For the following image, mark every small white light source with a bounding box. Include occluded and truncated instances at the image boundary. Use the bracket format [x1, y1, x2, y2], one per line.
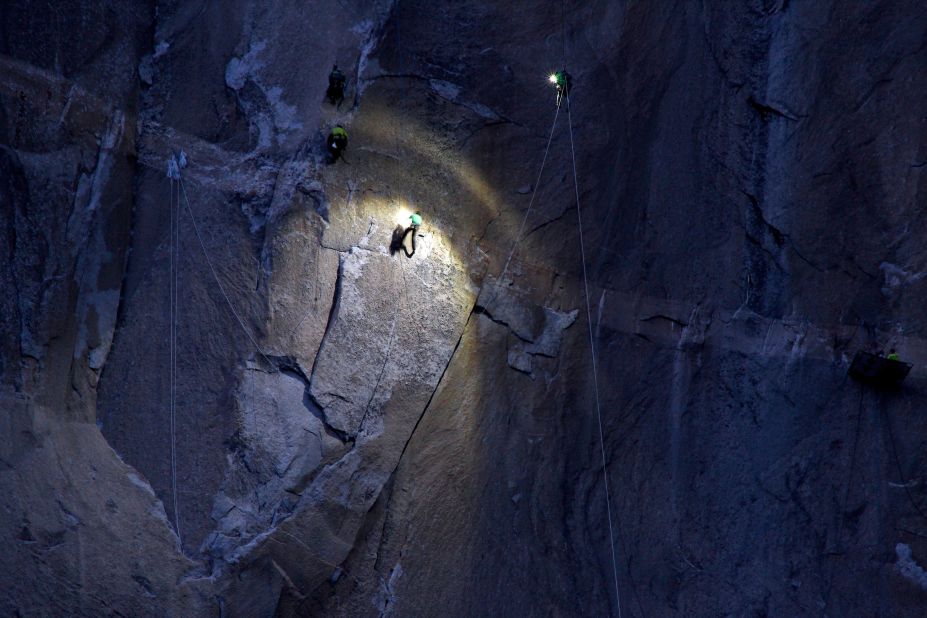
[548, 74, 558, 84]
[394, 205, 412, 226]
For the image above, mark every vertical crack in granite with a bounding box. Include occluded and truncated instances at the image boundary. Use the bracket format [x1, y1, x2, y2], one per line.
[5, 1, 927, 616]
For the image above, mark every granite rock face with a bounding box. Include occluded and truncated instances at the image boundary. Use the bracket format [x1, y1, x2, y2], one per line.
[3, 1, 927, 616]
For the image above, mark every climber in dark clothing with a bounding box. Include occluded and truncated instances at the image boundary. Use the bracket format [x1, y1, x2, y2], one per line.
[327, 64, 346, 107]
[389, 225, 405, 256]
[550, 69, 572, 107]
[327, 125, 348, 162]
[399, 211, 422, 257]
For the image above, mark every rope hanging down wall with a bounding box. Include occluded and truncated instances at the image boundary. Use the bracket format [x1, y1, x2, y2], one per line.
[486, 104, 561, 306]
[559, 3, 623, 611]
[565, 86, 624, 618]
[166, 155, 182, 548]
[175, 161, 276, 369]
[482, 2, 625, 611]
[164, 150, 281, 548]
[483, 70, 625, 618]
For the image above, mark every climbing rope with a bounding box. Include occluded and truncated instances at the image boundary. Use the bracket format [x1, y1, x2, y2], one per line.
[164, 153, 281, 548]
[822, 381, 864, 615]
[358, 258, 403, 432]
[396, 0, 402, 70]
[565, 86, 624, 618]
[476, 12, 623, 609]
[177, 174, 276, 370]
[287, 253, 323, 340]
[884, 396, 927, 523]
[168, 172, 182, 547]
[560, 0, 568, 67]
[396, 242, 427, 342]
[487, 103, 561, 305]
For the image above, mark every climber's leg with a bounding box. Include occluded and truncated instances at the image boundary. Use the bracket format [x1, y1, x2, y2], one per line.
[400, 226, 416, 257]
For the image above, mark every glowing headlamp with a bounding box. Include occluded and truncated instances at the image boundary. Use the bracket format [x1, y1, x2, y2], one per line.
[394, 205, 412, 226]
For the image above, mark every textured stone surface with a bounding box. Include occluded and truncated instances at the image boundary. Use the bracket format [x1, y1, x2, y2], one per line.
[0, 396, 210, 616]
[0, 1, 149, 416]
[3, 0, 927, 616]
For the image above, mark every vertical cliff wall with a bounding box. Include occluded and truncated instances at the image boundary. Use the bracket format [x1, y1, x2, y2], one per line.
[2, 1, 927, 616]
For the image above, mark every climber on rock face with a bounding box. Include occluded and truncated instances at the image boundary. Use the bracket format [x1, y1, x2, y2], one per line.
[398, 210, 422, 257]
[327, 64, 346, 107]
[327, 125, 348, 162]
[887, 348, 900, 361]
[550, 69, 572, 107]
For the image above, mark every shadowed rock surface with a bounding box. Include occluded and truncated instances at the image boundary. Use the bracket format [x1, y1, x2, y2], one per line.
[3, 1, 927, 616]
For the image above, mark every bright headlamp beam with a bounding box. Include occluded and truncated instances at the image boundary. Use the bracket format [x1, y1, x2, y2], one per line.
[394, 205, 412, 226]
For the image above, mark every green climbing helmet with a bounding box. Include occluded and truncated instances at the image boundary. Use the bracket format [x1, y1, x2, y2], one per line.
[410, 211, 422, 226]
